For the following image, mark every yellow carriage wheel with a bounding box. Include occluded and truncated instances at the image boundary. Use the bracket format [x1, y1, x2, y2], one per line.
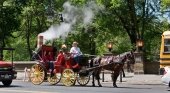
[29, 64, 45, 85]
[77, 74, 90, 86]
[61, 69, 76, 86]
[47, 72, 61, 85]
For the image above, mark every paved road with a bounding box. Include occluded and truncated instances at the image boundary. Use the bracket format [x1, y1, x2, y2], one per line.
[16, 71, 164, 85]
[0, 83, 169, 93]
[0, 72, 169, 93]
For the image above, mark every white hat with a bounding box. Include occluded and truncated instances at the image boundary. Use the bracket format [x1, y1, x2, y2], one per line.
[72, 41, 78, 46]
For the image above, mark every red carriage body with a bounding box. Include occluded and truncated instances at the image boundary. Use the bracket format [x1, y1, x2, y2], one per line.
[36, 45, 79, 71]
[29, 35, 90, 86]
[37, 45, 55, 69]
[54, 51, 78, 74]
[30, 43, 89, 86]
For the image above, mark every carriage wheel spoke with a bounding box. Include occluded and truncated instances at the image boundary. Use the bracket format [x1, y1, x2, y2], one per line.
[77, 75, 90, 86]
[30, 64, 45, 85]
[48, 73, 61, 85]
[62, 69, 75, 86]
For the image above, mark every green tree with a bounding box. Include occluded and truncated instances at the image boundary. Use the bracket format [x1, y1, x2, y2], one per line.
[2, 0, 167, 62]
[0, 0, 20, 60]
[94, 0, 163, 61]
[13, 0, 66, 60]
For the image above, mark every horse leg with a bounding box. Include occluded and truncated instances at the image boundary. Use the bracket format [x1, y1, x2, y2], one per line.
[96, 71, 102, 87]
[112, 72, 119, 87]
[127, 61, 130, 72]
[92, 72, 95, 86]
[131, 64, 134, 72]
[92, 70, 102, 87]
[122, 68, 125, 77]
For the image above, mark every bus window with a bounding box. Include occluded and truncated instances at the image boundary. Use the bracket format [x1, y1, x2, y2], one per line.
[164, 39, 170, 53]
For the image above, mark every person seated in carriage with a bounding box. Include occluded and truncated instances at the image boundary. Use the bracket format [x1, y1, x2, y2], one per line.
[70, 41, 83, 65]
[54, 44, 71, 68]
[47, 51, 55, 73]
[55, 49, 65, 66]
[42, 51, 55, 75]
[54, 44, 67, 66]
[55, 44, 80, 69]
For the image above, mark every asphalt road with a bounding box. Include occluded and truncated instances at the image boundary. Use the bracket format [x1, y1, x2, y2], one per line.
[0, 80, 169, 93]
[0, 72, 170, 93]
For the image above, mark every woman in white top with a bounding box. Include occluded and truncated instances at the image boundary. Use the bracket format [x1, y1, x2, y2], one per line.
[70, 41, 82, 64]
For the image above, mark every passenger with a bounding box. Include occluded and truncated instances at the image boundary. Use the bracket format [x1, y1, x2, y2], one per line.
[55, 49, 65, 66]
[61, 44, 72, 68]
[61, 44, 68, 54]
[42, 51, 49, 63]
[55, 44, 72, 68]
[70, 41, 83, 64]
[48, 52, 54, 61]
[47, 52, 55, 75]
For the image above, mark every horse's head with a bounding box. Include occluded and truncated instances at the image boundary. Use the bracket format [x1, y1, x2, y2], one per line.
[125, 51, 135, 64]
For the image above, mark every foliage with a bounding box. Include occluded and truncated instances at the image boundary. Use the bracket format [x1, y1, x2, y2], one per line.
[0, 1, 20, 47]
[1, 0, 169, 62]
[162, 0, 170, 9]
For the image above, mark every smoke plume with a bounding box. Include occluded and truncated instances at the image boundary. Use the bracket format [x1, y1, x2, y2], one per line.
[39, 1, 104, 43]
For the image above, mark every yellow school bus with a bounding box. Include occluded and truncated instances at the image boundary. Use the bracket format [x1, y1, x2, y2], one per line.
[160, 31, 170, 69]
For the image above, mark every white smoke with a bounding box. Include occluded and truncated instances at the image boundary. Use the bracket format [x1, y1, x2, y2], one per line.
[39, 1, 104, 43]
[39, 23, 71, 41]
[83, 7, 94, 25]
[62, 2, 78, 24]
[83, 1, 103, 25]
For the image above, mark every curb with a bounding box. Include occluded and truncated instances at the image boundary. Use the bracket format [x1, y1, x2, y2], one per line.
[15, 71, 163, 85]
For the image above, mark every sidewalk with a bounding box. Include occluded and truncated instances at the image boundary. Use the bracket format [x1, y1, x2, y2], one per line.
[16, 71, 29, 81]
[124, 73, 162, 84]
[102, 72, 162, 85]
[16, 71, 163, 85]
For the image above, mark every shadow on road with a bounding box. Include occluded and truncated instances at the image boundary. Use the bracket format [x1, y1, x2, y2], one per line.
[0, 85, 23, 88]
[100, 86, 152, 89]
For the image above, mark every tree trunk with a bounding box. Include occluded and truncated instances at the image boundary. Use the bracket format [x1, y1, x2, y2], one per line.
[127, 0, 139, 39]
[26, 14, 33, 60]
[0, 49, 3, 61]
[0, 38, 5, 60]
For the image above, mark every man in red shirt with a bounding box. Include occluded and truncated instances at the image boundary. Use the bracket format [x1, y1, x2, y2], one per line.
[55, 50, 65, 66]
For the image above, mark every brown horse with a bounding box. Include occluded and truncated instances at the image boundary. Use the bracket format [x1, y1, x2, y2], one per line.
[89, 51, 135, 87]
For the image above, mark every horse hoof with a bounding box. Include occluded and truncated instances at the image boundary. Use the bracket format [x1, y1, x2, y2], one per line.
[92, 84, 95, 87]
[99, 85, 102, 87]
[113, 85, 118, 88]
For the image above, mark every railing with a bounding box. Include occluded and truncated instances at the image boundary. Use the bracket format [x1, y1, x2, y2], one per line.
[13, 61, 36, 71]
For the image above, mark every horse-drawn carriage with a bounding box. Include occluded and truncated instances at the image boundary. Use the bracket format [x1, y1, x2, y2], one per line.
[30, 45, 91, 86]
[30, 44, 135, 87]
[29, 34, 135, 87]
